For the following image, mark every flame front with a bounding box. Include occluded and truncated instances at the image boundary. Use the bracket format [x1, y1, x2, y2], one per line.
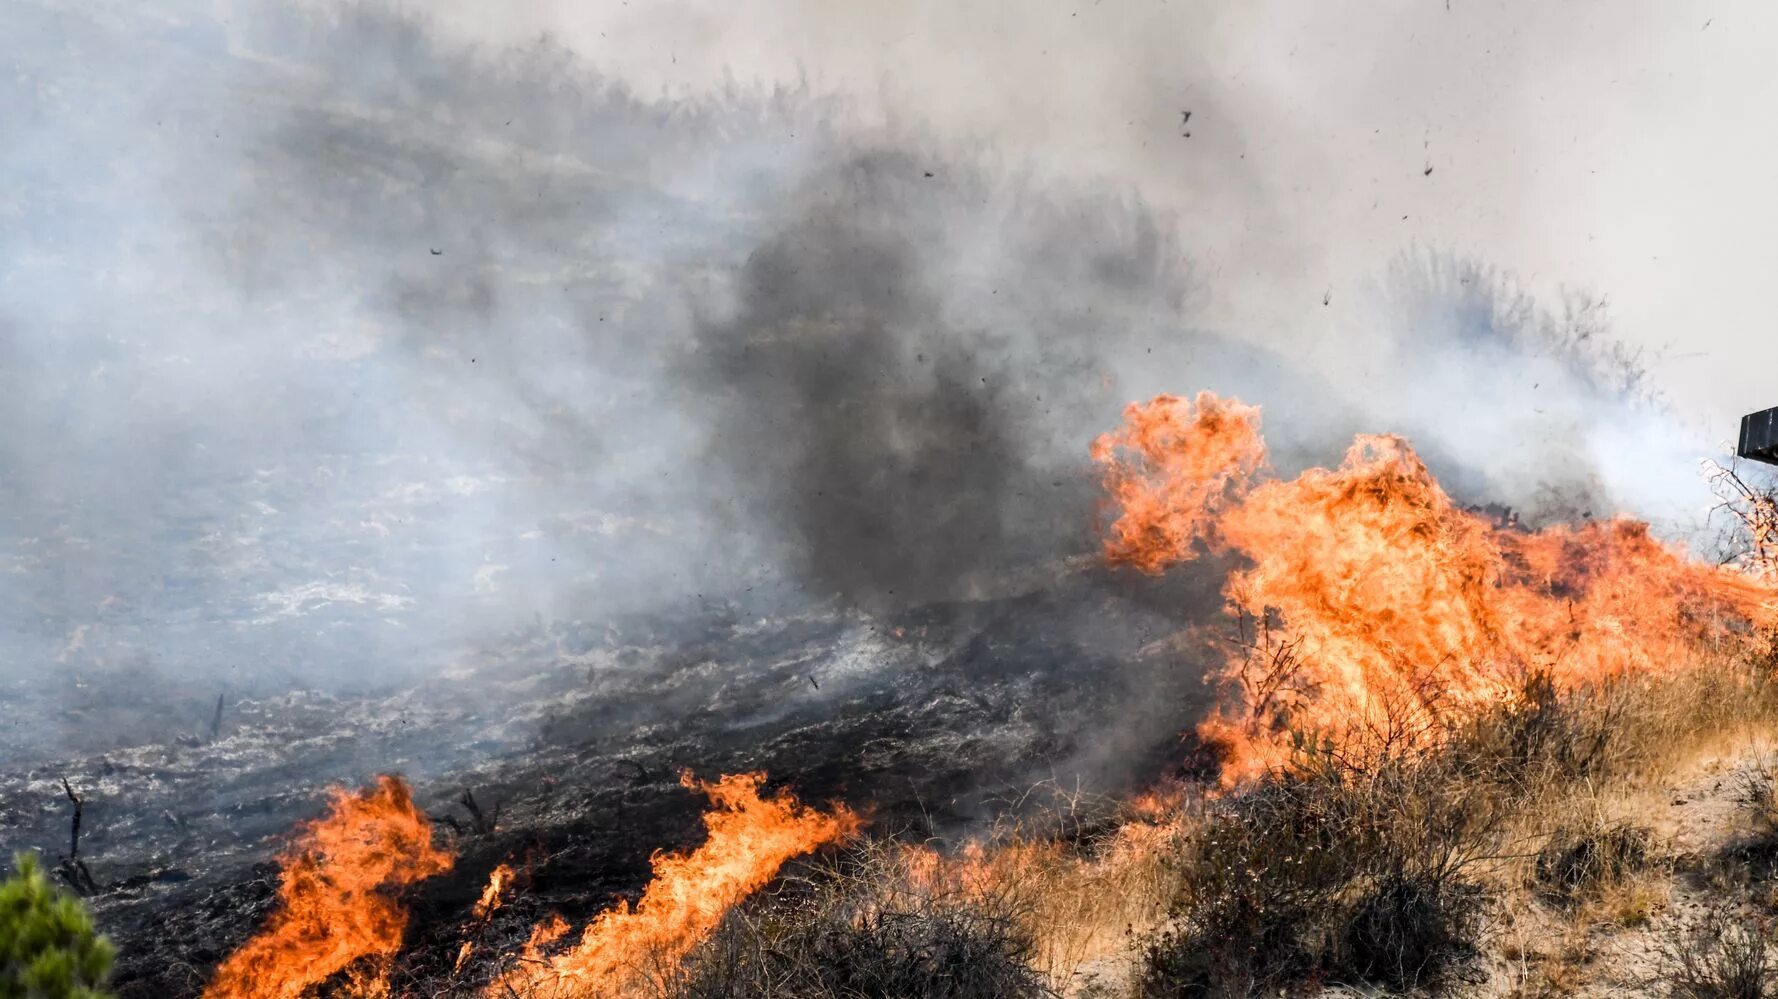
[1095, 392, 1777, 781]
[204, 775, 454, 999]
[489, 771, 860, 998]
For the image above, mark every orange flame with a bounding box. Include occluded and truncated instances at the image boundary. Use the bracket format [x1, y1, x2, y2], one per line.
[1090, 390, 1266, 573]
[1095, 392, 1778, 781]
[204, 775, 454, 999]
[489, 771, 860, 997]
[473, 862, 515, 921]
[454, 862, 520, 975]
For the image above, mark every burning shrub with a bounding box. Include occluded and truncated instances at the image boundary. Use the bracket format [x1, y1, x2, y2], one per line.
[670, 844, 1052, 999]
[1094, 392, 1776, 783]
[1460, 670, 1623, 785]
[0, 852, 114, 999]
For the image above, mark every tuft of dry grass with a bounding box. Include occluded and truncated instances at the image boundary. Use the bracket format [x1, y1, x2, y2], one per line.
[1533, 813, 1660, 907]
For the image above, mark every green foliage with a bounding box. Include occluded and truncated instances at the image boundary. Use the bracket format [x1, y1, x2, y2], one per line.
[0, 853, 114, 999]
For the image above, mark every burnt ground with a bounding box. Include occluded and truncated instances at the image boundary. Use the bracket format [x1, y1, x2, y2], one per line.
[0, 562, 1226, 997]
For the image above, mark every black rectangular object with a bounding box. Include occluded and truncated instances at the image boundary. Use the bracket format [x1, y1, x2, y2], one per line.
[1740, 407, 1778, 466]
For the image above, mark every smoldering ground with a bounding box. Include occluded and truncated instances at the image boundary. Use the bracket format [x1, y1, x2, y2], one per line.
[2, 0, 1695, 774]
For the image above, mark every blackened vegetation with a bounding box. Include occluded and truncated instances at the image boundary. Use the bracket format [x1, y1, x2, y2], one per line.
[0, 567, 1214, 997]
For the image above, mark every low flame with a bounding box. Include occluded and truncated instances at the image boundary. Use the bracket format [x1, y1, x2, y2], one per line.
[454, 862, 519, 975]
[488, 771, 860, 997]
[1095, 392, 1777, 781]
[204, 775, 454, 999]
[473, 862, 515, 921]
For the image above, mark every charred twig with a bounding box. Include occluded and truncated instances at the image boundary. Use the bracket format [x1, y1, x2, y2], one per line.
[459, 790, 499, 837]
[616, 758, 654, 787]
[57, 779, 97, 893]
[61, 778, 82, 860]
[1226, 608, 1320, 739]
[1706, 458, 1778, 578]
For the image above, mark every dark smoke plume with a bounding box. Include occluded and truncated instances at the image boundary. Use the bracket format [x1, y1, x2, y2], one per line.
[677, 151, 1210, 608]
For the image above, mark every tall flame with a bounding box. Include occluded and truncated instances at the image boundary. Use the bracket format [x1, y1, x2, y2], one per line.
[1095, 392, 1777, 781]
[204, 775, 454, 999]
[489, 771, 860, 998]
[1090, 390, 1266, 573]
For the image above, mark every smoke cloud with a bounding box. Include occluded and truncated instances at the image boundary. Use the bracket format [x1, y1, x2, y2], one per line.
[2, 0, 1724, 761]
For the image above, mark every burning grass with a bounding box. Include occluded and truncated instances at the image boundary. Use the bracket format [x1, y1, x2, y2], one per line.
[632, 652, 1778, 998]
[202, 775, 453, 999]
[484, 772, 859, 998]
[178, 388, 1778, 996]
[1094, 392, 1776, 782]
[667, 841, 1055, 999]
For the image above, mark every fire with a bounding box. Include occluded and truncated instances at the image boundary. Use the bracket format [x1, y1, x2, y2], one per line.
[1090, 390, 1266, 574]
[488, 771, 860, 997]
[473, 862, 515, 920]
[454, 862, 519, 975]
[204, 775, 454, 999]
[1095, 392, 1777, 781]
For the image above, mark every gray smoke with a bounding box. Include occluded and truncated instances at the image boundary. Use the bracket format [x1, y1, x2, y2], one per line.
[2, 0, 1702, 761]
[676, 151, 1199, 608]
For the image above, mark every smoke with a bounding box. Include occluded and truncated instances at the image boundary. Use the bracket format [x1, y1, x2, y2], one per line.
[2, 0, 1724, 763]
[676, 150, 1199, 608]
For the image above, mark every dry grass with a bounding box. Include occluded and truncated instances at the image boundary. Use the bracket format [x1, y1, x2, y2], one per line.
[656, 641, 1778, 998]
[663, 839, 1054, 999]
[1657, 903, 1778, 999]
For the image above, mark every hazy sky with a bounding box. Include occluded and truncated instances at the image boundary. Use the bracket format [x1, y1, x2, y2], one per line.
[411, 0, 1778, 437]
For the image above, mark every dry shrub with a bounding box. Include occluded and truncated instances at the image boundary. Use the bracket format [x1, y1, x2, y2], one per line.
[1138, 740, 1501, 996]
[1534, 818, 1656, 903]
[1468, 649, 1778, 805]
[1138, 654, 1778, 997]
[666, 648, 1778, 998]
[1337, 873, 1487, 991]
[1739, 756, 1778, 834]
[1659, 905, 1778, 999]
[668, 841, 1054, 999]
[1706, 753, 1778, 900]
